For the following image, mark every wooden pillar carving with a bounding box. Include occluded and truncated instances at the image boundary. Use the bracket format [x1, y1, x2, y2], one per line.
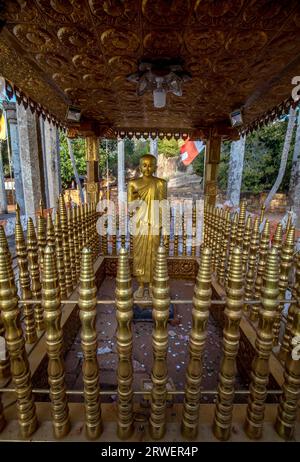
[204, 129, 221, 207]
[85, 136, 99, 204]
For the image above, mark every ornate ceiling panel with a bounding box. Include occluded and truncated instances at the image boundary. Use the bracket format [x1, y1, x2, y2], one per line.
[0, 0, 300, 135]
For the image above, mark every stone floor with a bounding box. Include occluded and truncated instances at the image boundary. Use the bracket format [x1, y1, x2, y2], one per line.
[64, 277, 247, 404]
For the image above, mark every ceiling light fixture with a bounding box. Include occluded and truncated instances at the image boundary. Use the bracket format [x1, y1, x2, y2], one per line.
[127, 58, 191, 109]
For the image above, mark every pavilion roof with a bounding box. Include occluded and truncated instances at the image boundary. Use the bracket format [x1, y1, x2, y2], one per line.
[1, 1, 300, 138]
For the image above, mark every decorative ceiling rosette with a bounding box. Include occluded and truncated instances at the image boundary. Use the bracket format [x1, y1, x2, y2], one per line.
[12, 24, 56, 52]
[1, 0, 39, 22]
[143, 31, 183, 56]
[184, 29, 225, 55]
[225, 30, 268, 55]
[52, 72, 79, 89]
[108, 56, 136, 76]
[88, 0, 138, 25]
[72, 54, 106, 75]
[193, 0, 242, 27]
[57, 26, 94, 51]
[142, 0, 190, 26]
[101, 28, 140, 55]
[35, 53, 71, 72]
[242, 0, 294, 30]
[82, 73, 111, 90]
[35, 0, 87, 24]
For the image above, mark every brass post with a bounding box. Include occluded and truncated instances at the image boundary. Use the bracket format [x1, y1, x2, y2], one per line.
[46, 211, 55, 252]
[242, 215, 252, 276]
[79, 248, 102, 439]
[27, 218, 44, 332]
[213, 247, 244, 441]
[0, 246, 38, 437]
[244, 217, 260, 313]
[226, 212, 238, 286]
[115, 247, 134, 439]
[59, 195, 73, 294]
[275, 253, 300, 440]
[54, 212, 67, 300]
[217, 210, 231, 286]
[214, 208, 222, 275]
[244, 247, 279, 439]
[211, 207, 217, 269]
[72, 205, 80, 278]
[0, 226, 11, 378]
[112, 212, 117, 256]
[236, 199, 247, 248]
[77, 204, 83, 253]
[181, 248, 212, 439]
[272, 223, 283, 259]
[273, 227, 295, 346]
[67, 207, 77, 287]
[15, 205, 37, 344]
[42, 246, 70, 438]
[37, 213, 46, 274]
[250, 219, 270, 322]
[182, 210, 187, 256]
[129, 211, 133, 256]
[149, 246, 170, 440]
[174, 209, 179, 257]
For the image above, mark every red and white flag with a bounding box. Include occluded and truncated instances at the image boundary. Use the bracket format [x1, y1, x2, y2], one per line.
[180, 139, 205, 166]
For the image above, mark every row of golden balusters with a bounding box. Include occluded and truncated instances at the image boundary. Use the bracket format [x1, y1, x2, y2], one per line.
[0, 194, 100, 368]
[0, 243, 299, 441]
[100, 203, 199, 257]
[203, 200, 298, 355]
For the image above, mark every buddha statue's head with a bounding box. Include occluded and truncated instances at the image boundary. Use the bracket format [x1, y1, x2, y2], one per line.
[139, 154, 157, 177]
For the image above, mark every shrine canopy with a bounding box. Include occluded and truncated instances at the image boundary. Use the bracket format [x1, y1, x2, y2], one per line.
[1, 1, 300, 140]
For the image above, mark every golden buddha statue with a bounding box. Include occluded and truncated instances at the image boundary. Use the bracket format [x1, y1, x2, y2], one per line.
[127, 154, 167, 300]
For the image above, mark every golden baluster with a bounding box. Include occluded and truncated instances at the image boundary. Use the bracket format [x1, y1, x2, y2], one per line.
[79, 248, 102, 439]
[244, 247, 279, 439]
[42, 246, 70, 438]
[59, 194, 73, 294]
[242, 215, 252, 276]
[217, 210, 231, 286]
[207, 205, 213, 249]
[149, 246, 170, 440]
[259, 203, 266, 225]
[236, 199, 247, 248]
[181, 248, 212, 439]
[211, 208, 217, 269]
[213, 247, 244, 440]
[72, 205, 80, 278]
[27, 218, 44, 331]
[214, 208, 222, 274]
[191, 202, 196, 257]
[54, 212, 67, 300]
[272, 223, 283, 259]
[120, 212, 126, 250]
[250, 219, 270, 322]
[15, 205, 37, 344]
[85, 203, 89, 247]
[37, 213, 46, 273]
[0, 246, 38, 437]
[46, 211, 55, 252]
[273, 227, 295, 346]
[129, 211, 133, 256]
[115, 247, 134, 439]
[112, 212, 117, 256]
[0, 225, 11, 378]
[77, 204, 83, 252]
[67, 207, 77, 287]
[203, 204, 207, 247]
[275, 253, 300, 440]
[226, 212, 238, 286]
[244, 217, 260, 313]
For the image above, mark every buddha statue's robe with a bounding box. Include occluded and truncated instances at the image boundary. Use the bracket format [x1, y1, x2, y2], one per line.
[128, 176, 167, 283]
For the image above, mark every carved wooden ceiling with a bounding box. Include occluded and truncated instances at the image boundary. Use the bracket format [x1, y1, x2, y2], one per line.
[1, 0, 300, 136]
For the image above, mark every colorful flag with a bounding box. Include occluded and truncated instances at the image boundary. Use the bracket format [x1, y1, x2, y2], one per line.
[0, 114, 6, 140]
[180, 139, 205, 166]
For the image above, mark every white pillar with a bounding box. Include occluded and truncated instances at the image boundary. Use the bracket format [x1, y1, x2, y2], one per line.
[43, 120, 61, 209]
[226, 136, 246, 207]
[117, 138, 125, 203]
[0, 142, 7, 214]
[150, 137, 158, 158]
[16, 104, 43, 222]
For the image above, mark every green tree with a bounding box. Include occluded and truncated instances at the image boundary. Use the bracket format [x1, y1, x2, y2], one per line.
[59, 131, 86, 189]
